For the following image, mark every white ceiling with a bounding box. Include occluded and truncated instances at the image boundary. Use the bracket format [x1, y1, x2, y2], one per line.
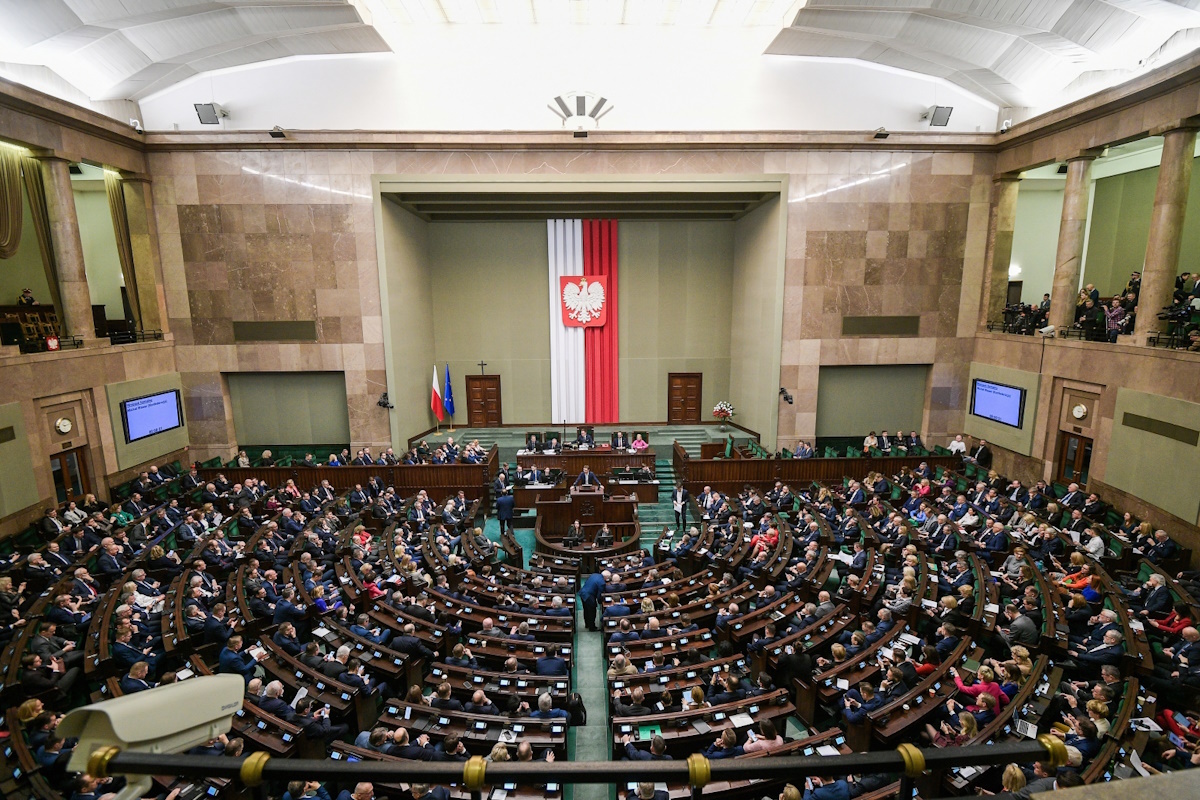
[1, 0, 1199, 127]
[0, 0, 389, 101]
[767, 0, 1200, 108]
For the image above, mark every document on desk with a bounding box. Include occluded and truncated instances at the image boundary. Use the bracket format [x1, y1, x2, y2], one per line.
[290, 686, 308, 708]
[728, 712, 755, 728]
[816, 745, 840, 756]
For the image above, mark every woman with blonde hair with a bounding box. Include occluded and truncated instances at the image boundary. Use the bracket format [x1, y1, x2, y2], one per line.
[817, 643, 848, 670]
[1001, 763, 1027, 793]
[928, 710, 977, 746]
[639, 597, 656, 614]
[488, 742, 510, 762]
[1087, 700, 1112, 736]
[1009, 645, 1034, 677]
[686, 685, 710, 710]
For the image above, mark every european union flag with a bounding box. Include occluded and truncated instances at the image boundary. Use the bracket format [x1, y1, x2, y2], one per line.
[443, 365, 455, 417]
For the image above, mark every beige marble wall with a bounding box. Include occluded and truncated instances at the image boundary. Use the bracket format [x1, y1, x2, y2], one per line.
[146, 147, 993, 455]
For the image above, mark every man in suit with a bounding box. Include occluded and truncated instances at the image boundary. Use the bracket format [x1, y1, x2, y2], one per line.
[257, 680, 295, 721]
[218, 635, 263, 684]
[1070, 629, 1125, 675]
[1133, 574, 1173, 617]
[966, 440, 992, 469]
[579, 570, 606, 631]
[845, 481, 865, 505]
[622, 733, 672, 761]
[627, 782, 669, 800]
[573, 465, 600, 487]
[30, 622, 84, 671]
[204, 603, 235, 646]
[802, 777, 851, 800]
[123, 492, 148, 518]
[40, 508, 66, 539]
[613, 431, 629, 448]
[295, 697, 348, 743]
[181, 468, 203, 491]
[1059, 483, 1085, 510]
[410, 785, 450, 800]
[118, 661, 155, 694]
[574, 427, 594, 446]
[671, 483, 689, 530]
[536, 645, 568, 676]
[495, 488, 515, 536]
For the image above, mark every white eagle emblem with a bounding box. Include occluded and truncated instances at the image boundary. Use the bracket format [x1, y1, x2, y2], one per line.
[562, 277, 605, 324]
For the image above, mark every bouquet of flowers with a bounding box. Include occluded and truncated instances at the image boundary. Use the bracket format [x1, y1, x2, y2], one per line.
[712, 401, 735, 422]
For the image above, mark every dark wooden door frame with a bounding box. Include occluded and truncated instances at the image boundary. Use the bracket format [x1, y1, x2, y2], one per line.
[465, 375, 503, 428]
[1055, 430, 1093, 487]
[50, 445, 92, 505]
[667, 372, 703, 424]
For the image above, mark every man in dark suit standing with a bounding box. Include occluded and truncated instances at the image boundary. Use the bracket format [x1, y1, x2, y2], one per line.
[671, 484, 689, 530]
[496, 488, 515, 536]
[574, 465, 600, 487]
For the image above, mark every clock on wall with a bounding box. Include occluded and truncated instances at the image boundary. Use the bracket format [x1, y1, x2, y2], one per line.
[1071, 403, 1088, 420]
[54, 417, 73, 434]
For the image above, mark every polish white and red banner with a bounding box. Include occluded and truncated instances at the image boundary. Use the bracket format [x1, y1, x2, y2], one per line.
[547, 220, 619, 424]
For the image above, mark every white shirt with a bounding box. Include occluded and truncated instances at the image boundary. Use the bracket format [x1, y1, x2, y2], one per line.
[948, 440, 967, 454]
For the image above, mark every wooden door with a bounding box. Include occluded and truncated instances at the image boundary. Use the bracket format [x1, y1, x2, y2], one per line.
[50, 446, 92, 505]
[667, 373, 703, 424]
[1006, 281, 1023, 306]
[465, 375, 503, 427]
[1056, 431, 1093, 487]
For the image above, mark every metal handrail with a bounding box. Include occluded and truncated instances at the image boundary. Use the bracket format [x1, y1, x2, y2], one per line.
[88, 737, 1066, 798]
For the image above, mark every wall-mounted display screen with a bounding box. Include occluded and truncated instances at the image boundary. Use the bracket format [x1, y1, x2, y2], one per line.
[970, 379, 1026, 429]
[121, 390, 184, 443]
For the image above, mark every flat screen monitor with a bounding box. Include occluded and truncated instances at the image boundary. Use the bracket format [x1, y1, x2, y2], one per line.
[970, 379, 1025, 429]
[121, 390, 183, 443]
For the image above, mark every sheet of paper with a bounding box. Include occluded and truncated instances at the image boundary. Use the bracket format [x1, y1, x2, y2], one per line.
[728, 713, 755, 728]
[1130, 750, 1150, 777]
[816, 745, 840, 756]
[289, 686, 308, 709]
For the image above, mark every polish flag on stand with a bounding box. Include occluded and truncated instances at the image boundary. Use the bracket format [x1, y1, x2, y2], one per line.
[431, 365, 444, 422]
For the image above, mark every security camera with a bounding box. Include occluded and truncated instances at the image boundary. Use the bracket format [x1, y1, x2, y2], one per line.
[1038, 325, 1056, 337]
[59, 676, 244, 800]
[377, 392, 394, 410]
[1000, 119, 1013, 133]
[779, 388, 794, 405]
[129, 118, 143, 134]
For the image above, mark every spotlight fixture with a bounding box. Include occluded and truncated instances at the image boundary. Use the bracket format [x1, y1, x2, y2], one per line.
[921, 106, 953, 127]
[194, 102, 229, 125]
[573, 131, 588, 139]
[873, 127, 890, 140]
[1057, 164, 1069, 174]
[377, 392, 394, 410]
[269, 126, 287, 139]
[779, 388, 794, 405]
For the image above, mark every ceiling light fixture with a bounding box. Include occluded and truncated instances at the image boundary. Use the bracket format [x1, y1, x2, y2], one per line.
[873, 127, 890, 139]
[269, 126, 287, 139]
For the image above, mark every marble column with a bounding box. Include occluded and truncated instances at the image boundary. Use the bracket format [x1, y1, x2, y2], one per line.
[37, 155, 96, 341]
[1133, 125, 1200, 344]
[980, 176, 1020, 329]
[1047, 155, 1097, 333]
[120, 175, 169, 334]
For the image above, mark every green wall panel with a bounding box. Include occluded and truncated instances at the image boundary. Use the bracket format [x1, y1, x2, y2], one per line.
[428, 221, 551, 425]
[1106, 388, 1200, 525]
[0, 402, 39, 518]
[618, 220, 733, 420]
[227, 372, 349, 447]
[816, 365, 929, 438]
